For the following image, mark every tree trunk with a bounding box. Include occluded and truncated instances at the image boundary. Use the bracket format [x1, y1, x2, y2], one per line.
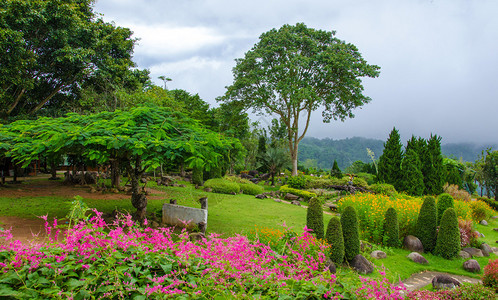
[290, 147, 298, 176]
[50, 161, 57, 180]
[13, 164, 18, 182]
[130, 156, 147, 221]
[110, 160, 120, 188]
[180, 162, 186, 178]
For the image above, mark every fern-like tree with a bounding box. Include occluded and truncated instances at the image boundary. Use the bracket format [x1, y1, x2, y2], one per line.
[383, 207, 400, 247]
[377, 127, 403, 190]
[330, 160, 342, 178]
[306, 197, 324, 239]
[400, 149, 425, 196]
[436, 193, 454, 226]
[434, 208, 461, 259]
[341, 206, 360, 261]
[326, 217, 344, 264]
[257, 146, 291, 186]
[416, 196, 438, 253]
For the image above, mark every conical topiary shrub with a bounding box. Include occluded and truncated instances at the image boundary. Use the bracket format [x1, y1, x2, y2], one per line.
[341, 206, 360, 262]
[436, 193, 454, 226]
[434, 208, 461, 259]
[306, 197, 324, 239]
[416, 196, 437, 252]
[383, 207, 400, 248]
[326, 217, 344, 264]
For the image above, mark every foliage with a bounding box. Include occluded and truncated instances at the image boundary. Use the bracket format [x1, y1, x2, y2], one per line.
[443, 159, 464, 188]
[416, 196, 438, 253]
[425, 134, 445, 195]
[434, 208, 461, 259]
[306, 198, 324, 239]
[279, 185, 317, 200]
[437, 193, 455, 226]
[239, 183, 264, 195]
[406, 283, 496, 300]
[305, 176, 368, 189]
[443, 183, 471, 201]
[257, 146, 291, 185]
[325, 217, 344, 265]
[351, 269, 406, 300]
[458, 219, 480, 248]
[191, 166, 204, 186]
[469, 200, 493, 223]
[482, 149, 498, 201]
[377, 127, 403, 190]
[400, 149, 425, 196]
[66, 196, 90, 229]
[477, 196, 498, 211]
[330, 160, 343, 178]
[222, 22, 380, 175]
[287, 175, 308, 189]
[383, 208, 400, 248]
[369, 183, 397, 196]
[482, 258, 498, 292]
[338, 193, 421, 244]
[341, 206, 360, 262]
[204, 178, 240, 194]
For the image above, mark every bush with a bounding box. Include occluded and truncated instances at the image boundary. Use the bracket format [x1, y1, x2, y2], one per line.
[369, 183, 397, 196]
[434, 208, 461, 259]
[325, 217, 344, 264]
[437, 193, 455, 226]
[444, 183, 471, 201]
[287, 176, 308, 189]
[192, 166, 204, 186]
[204, 178, 240, 194]
[225, 175, 252, 184]
[483, 258, 498, 292]
[458, 219, 480, 248]
[239, 183, 264, 195]
[383, 207, 400, 248]
[406, 283, 496, 300]
[341, 206, 360, 262]
[416, 196, 438, 253]
[477, 196, 498, 211]
[306, 198, 324, 239]
[305, 176, 368, 189]
[469, 200, 493, 223]
[279, 185, 317, 200]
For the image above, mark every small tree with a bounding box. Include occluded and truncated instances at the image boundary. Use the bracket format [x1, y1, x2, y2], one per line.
[483, 149, 498, 201]
[436, 193, 454, 226]
[341, 206, 360, 261]
[306, 197, 324, 239]
[330, 160, 342, 178]
[377, 127, 403, 190]
[400, 149, 425, 196]
[425, 134, 444, 195]
[326, 217, 344, 264]
[434, 208, 461, 259]
[416, 196, 438, 253]
[383, 207, 400, 248]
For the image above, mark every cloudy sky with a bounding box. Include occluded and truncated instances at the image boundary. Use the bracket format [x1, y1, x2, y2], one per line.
[94, 0, 497, 144]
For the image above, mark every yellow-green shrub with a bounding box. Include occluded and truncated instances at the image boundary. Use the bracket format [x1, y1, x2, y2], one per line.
[279, 185, 317, 200]
[239, 183, 264, 195]
[469, 200, 494, 222]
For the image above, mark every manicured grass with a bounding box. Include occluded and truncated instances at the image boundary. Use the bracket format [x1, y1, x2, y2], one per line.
[475, 216, 498, 247]
[0, 196, 71, 219]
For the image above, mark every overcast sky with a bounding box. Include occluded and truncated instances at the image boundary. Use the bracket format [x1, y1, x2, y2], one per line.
[94, 0, 497, 145]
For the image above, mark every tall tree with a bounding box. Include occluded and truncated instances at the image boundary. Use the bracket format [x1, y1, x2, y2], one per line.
[377, 127, 403, 190]
[483, 149, 498, 200]
[426, 134, 444, 195]
[400, 149, 425, 196]
[222, 23, 380, 175]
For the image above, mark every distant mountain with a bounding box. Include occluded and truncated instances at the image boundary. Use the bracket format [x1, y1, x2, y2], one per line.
[298, 137, 497, 170]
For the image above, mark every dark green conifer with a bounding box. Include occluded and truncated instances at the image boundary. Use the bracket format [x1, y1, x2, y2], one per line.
[400, 149, 425, 196]
[341, 206, 360, 261]
[377, 127, 403, 190]
[425, 134, 444, 194]
[416, 196, 437, 252]
[383, 207, 400, 247]
[306, 197, 324, 239]
[436, 193, 454, 226]
[326, 217, 345, 264]
[330, 160, 342, 178]
[434, 208, 461, 259]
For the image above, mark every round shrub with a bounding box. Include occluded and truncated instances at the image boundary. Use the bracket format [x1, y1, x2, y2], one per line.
[483, 258, 498, 292]
[382, 207, 400, 248]
[325, 217, 344, 264]
[239, 183, 264, 195]
[306, 197, 324, 239]
[469, 200, 492, 223]
[437, 193, 454, 226]
[369, 183, 397, 196]
[340, 206, 360, 262]
[287, 176, 308, 189]
[204, 178, 240, 194]
[434, 208, 461, 259]
[416, 196, 438, 253]
[192, 166, 204, 186]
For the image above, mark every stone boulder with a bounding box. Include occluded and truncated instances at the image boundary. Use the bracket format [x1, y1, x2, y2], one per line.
[403, 235, 424, 253]
[189, 232, 206, 242]
[351, 254, 374, 274]
[285, 193, 300, 201]
[291, 200, 301, 206]
[493, 228, 498, 232]
[480, 243, 492, 257]
[255, 194, 267, 199]
[371, 250, 387, 259]
[325, 258, 336, 274]
[480, 220, 488, 226]
[407, 252, 429, 265]
[458, 251, 471, 259]
[463, 247, 484, 257]
[463, 259, 481, 273]
[432, 275, 461, 290]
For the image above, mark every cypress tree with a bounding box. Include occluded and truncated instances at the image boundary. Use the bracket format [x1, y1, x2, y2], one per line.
[326, 217, 345, 264]
[383, 207, 400, 247]
[436, 193, 454, 226]
[400, 149, 425, 196]
[306, 197, 324, 239]
[416, 196, 437, 252]
[330, 160, 342, 178]
[377, 127, 403, 190]
[434, 208, 461, 259]
[425, 134, 444, 194]
[341, 206, 360, 261]
[443, 163, 463, 188]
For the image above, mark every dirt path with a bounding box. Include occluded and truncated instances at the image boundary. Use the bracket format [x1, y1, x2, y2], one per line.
[0, 216, 49, 245]
[400, 271, 481, 292]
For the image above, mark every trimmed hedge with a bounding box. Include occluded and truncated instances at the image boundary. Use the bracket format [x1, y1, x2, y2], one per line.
[204, 178, 240, 194]
[369, 183, 397, 196]
[416, 196, 437, 253]
[341, 206, 360, 262]
[279, 185, 317, 200]
[306, 198, 324, 239]
[192, 166, 204, 186]
[239, 183, 264, 196]
[383, 207, 400, 248]
[434, 208, 461, 259]
[326, 217, 344, 264]
[305, 176, 368, 189]
[287, 176, 308, 189]
[436, 193, 454, 226]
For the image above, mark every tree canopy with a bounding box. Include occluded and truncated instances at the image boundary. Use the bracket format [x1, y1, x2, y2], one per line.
[222, 23, 380, 175]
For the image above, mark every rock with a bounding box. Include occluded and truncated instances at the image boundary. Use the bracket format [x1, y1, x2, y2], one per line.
[491, 216, 498, 219]
[203, 187, 212, 192]
[480, 243, 492, 257]
[250, 178, 259, 184]
[458, 251, 471, 259]
[189, 232, 206, 242]
[403, 235, 424, 253]
[291, 200, 301, 206]
[480, 220, 488, 226]
[371, 250, 387, 259]
[255, 194, 267, 199]
[325, 258, 336, 274]
[492, 247, 498, 253]
[328, 204, 338, 211]
[285, 193, 300, 201]
[350, 254, 374, 274]
[432, 275, 461, 290]
[407, 252, 429, 265]
[462, 247, 484, 257]
[274, 199, 281, 203]
[463, 259, 481, 273]
[240, 173, 253, 179]
[493, 228, 498, 232]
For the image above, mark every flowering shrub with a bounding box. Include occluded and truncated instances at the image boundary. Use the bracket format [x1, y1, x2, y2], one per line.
[483, 259, 498, 292]
[443, 183, 471, 202]
[351, 269, 406, 299]
[458, 219, 480, 248]
[406, 283, 495, 299]
[469, 200, 493, 223]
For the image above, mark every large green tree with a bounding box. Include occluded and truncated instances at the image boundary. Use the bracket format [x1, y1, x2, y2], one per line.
[377, 127, 403, 190]
[425, 134, 444, 195]
[222, 23, 380, 175]
[400, 149, 425, 196]
[483, 149, 498, 200]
